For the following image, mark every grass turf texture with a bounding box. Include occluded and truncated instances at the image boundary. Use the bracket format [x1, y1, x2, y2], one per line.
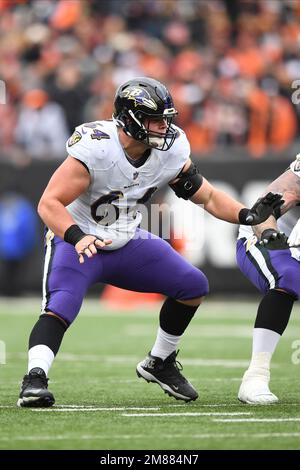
[0, 297, 300, 450]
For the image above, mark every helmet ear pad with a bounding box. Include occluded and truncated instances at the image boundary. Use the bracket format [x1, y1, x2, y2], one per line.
[121, 109, 147, 141]
[135, 129, 147, 141]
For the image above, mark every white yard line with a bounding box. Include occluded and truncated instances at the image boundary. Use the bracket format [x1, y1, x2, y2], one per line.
[214, 417, 300, 423]
[169, 432, 300, 439]
[2, 403, 299, 410]
[54, 405, 159, 409]
[121, 412, 252, 417]
[126, 324, 300, 339]
[30, 409, 253, 415]
[6, 352, 266, 368]
[2, 432, 300, 442]
[31, 406, 160, 412]
[0, 435, 136, 441]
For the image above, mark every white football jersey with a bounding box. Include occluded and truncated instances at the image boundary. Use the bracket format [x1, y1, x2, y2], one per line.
[238, 156, 300, 260]
[66, 120, 190, 250]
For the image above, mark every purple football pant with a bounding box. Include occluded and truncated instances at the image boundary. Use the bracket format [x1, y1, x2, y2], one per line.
[236, 237, 300, 299]
[43, 229, 209, 325]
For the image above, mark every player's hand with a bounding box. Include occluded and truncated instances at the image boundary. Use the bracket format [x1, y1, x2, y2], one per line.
[75, 235, 112, 264]
[288, 218, 300, 247]
[242, 192, 284, 225]
[259, 229, 289, 250]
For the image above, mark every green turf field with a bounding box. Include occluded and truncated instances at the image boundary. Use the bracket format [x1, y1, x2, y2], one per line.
[0, 297, 300, 450]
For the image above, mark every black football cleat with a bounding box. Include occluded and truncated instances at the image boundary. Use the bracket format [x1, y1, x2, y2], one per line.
[136, 351, 198, 402]
[17, 367, 55, 408]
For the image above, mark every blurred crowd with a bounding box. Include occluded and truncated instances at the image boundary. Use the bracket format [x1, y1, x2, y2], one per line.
[0, 0, 300, 162]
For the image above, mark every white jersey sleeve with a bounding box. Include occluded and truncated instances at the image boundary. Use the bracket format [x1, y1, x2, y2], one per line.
[66, 122, 112, 184]
[290, 154, 300, 176]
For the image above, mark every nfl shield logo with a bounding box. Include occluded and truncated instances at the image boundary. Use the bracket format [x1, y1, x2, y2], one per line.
[133, 171, 139, 180]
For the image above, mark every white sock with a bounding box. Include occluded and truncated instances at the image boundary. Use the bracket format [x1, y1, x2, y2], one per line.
[249, 351, 272, 370]
[243, 328, 281, 380]
[28, 345, 54, 376]
[252, 328, 281, 355]
[151, 327, 181, 360]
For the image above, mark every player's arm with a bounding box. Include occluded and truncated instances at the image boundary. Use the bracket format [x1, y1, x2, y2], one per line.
[250, 170, 299, 239]
[251, 215, 277, 239]
[265, 169, 300, 214]
[288, 218, 300, 247]
[191, 177, 245, 223]
[169, 159, 283, 225]
[38, 156, 90, 237]
[251, 169, 300, 248]
[38, 156, 111, 263]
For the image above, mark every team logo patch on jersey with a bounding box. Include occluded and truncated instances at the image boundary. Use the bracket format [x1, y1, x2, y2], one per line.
[68, 131, 82, 147]
[90, 129, 110, 141]
[121, 87, 157, 110]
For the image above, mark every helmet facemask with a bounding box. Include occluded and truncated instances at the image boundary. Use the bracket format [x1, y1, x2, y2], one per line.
[125, 108, 178, 151]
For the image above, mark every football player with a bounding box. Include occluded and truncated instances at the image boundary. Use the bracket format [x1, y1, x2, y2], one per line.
[237, 156, 300, 404]
[17, 77, 282, 407]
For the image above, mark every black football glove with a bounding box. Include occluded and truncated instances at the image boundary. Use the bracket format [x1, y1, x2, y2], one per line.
[259, 228, 289, 250]
[239, 192, 284, 226]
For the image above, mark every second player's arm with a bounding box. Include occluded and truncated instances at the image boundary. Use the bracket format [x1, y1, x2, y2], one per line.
[251, 169, 300, 238]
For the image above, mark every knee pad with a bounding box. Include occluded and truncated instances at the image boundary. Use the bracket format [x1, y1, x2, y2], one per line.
[179, 267, 209, 300]
[46, 290, 84, 325]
